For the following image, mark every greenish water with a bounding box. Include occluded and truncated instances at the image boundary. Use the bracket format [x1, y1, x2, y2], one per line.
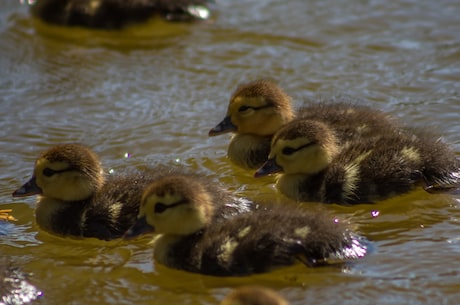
[1, 0, 460, 304]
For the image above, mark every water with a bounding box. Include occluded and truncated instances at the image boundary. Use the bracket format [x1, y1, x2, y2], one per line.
[1, 0, 460, 304]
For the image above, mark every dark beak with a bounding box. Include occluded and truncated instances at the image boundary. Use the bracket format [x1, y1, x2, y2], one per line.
[12, 176, 42, 197]
[123, 216, 155, 240]
[254, 158, 283, 177]
[208, 116, 237, 136]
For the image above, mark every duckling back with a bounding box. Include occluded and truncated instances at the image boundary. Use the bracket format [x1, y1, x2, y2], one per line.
[298, 99, 401, 144]
[315, 130, 459, 203]
[155, 204, 367, 275]
[79, 169, 162, 239]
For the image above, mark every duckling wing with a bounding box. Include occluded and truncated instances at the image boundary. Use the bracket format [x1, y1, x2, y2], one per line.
[198, 230, 300, 275]
[198, 208, 369, 275]
[81, 172, 156, 240]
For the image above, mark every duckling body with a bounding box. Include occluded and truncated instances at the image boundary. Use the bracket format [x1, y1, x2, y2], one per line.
[12, 144, 253, 240]
[209, 79, 399, 169]
[255, 120, 460, 204]
[124, 175, 368, 276]
[30, 0, 213, 29]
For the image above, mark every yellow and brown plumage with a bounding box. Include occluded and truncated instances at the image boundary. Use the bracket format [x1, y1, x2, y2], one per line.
[12, 143, 253, 240]
[209, 79, 399, 169]
[124, 175, 368, 276]
[29, 0, 213, 29]
[255, 119, 460, 204]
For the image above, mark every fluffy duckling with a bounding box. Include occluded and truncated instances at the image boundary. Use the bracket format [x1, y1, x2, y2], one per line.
[29, 0, 213, 29]
[221, 286, 288, 305]
[255, 119, 460, 204]
[209, 79, 399, 169]
[124, 175, 368, 276]
[0, 209, 16, 222]
[12, 144, 254, 240]
[12, 143, 155, 240]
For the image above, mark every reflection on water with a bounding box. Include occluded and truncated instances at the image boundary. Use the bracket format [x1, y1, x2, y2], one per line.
[1, 0, 460, 304]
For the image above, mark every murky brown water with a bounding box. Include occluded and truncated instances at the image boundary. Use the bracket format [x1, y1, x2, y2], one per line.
[1, 0, 460, 304]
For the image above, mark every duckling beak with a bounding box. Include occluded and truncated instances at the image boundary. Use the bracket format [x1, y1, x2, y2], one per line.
[12, 176, 42, 197]
[208, 116, 237, 136]
[123, 216, 155, 240]
[254, 158, 283, 177]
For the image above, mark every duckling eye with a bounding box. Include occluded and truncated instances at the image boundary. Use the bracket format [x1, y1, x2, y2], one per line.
[154, 203, 168, 214]
[42, 168, 56, 177]
[282, 147, 297, 155]
[238, 105, 251, 112]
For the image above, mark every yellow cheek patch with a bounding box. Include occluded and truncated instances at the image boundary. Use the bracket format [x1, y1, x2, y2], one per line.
[36, 159, 70, 173]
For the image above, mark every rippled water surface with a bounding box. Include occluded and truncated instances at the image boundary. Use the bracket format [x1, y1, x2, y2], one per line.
[1, 0, 460, 304]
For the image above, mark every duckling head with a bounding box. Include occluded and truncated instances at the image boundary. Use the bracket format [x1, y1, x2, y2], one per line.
[255, 120, 339, 177]
[12, 144, 104, 202]
[209, 79, 295, 137]
[124, 176, 215, 239]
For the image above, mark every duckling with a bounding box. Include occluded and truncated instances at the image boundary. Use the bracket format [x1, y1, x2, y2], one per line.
[12, 144, 254, 240]
[209, 79, 399, 169]
[0, 209, 16, 222]
[29, 0, 213, 29]
[254, 119, 460, 204]
[12, 143, 151, 240]
[124, 175, 369, 276]
[221, 286, 288, 305]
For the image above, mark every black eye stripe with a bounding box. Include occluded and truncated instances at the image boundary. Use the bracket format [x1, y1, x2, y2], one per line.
[154, 199, 189, 214]
[282, 141, 318, 155]
[154, 203, 168, 213]
[282, 147, 296, 155]
[238, 104, 273, 112]
[42, 167, 72, 177]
